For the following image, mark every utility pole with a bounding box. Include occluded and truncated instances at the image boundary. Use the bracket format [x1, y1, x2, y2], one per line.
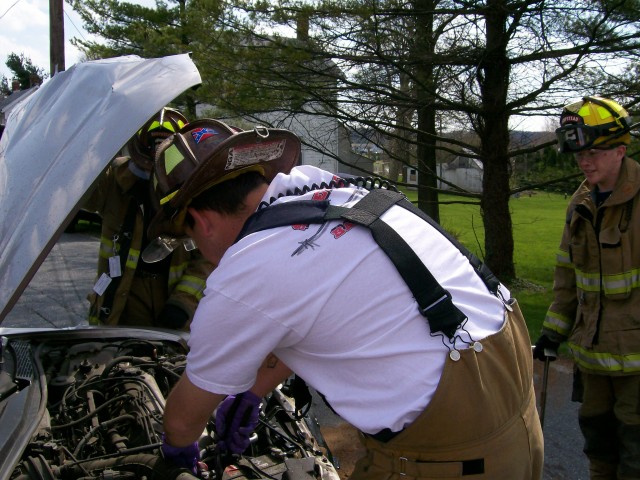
[49, 0, 65, 76]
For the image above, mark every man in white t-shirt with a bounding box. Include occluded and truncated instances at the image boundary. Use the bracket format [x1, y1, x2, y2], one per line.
[146, 119, 544, 479]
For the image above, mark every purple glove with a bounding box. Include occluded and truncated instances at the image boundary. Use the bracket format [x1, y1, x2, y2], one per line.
[215, 391, 262, 454]
[161, 433, 200, 474]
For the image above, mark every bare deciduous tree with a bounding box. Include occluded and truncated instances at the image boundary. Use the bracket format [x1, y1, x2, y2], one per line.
[70, 0, 640, 280]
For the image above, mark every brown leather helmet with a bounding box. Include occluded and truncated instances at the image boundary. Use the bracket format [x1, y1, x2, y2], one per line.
[147, 119, 301, 240]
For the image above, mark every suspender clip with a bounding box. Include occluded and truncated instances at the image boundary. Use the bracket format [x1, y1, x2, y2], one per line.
[399, 457, 408, 476]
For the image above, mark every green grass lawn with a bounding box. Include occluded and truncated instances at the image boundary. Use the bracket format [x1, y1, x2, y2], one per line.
[402, 188, 571, 342]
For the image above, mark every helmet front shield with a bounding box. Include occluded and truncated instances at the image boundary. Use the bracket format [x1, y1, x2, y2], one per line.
[555, 123, 606, 153]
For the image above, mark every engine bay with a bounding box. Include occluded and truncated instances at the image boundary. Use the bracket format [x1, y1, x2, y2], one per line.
[1, 333, 339, 480]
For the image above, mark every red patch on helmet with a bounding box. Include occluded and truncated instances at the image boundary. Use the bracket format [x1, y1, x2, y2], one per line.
[560, 114, 582, 126]
[191, 127, 219, 144]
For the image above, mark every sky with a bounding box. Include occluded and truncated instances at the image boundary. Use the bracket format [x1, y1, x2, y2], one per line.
[1, 0, 87, 80]
[0, 0, 155, 81]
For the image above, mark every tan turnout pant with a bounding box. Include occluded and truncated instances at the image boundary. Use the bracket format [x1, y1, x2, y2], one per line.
[351, 299, 544, 479]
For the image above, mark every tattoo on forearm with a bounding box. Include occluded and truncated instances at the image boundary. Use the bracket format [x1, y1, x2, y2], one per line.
[265, 354, 278, 369]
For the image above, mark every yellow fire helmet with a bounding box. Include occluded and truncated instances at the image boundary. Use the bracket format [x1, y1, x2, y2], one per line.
[556, 96, 632, 153]
[147, 118, 301, 242]
[127, 107, 188, 171]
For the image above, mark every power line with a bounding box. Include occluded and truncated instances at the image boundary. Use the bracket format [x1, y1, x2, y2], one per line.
[64, 9, 86, 40]
[0, 0, 24, 20]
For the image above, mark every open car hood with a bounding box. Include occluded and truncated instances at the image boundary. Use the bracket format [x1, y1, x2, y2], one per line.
[0, 54, 201, 323]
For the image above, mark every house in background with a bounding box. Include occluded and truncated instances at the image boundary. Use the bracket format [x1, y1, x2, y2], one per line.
[255, 112, 374, 177]
[204, 108, 375, 177]
[438, 149, 483, 193]
[0, 81, 39, 131]
[401, 131, 554, 193]
[401, 148, 482, 192]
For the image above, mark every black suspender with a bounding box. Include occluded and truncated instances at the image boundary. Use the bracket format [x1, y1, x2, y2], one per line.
[237, 189, 502, 341]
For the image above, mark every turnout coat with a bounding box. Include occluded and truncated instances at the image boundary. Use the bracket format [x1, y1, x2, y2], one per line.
[85, 157, 212, 327]
[543, 156, 640, 375]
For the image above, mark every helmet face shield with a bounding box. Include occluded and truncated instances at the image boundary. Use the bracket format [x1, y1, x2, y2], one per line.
[556, 123, 608, 153]
[556, 121, 629, 153]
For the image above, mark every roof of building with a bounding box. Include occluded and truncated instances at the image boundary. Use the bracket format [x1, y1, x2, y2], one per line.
[0, 86, 39, 123]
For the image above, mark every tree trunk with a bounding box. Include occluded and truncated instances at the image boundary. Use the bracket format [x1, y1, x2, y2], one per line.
[414, 0, 439, 222]
[417, 104, 439, 223]
[481, 133, 514, 280]
[394, 71, 412, 185]
[478, 0, 515, 280]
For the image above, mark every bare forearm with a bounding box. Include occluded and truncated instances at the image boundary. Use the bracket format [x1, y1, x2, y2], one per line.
[163, 374, 225, 447]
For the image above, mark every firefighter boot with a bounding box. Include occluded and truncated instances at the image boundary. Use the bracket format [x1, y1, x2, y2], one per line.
[618, 423, 640, 480]
[579, 412, 618, 479]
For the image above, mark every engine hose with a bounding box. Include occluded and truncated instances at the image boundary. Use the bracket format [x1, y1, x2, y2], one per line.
[55, 453, 199, 480]
[13, 455, 56, 480]
[52, 393, 131, 429]
[73, 414, 136, 457]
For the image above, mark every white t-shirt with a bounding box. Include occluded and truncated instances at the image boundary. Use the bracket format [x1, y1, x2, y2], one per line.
[186, 165, 508, 434]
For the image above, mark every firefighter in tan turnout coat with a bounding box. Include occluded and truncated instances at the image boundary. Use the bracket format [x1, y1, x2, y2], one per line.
[534, 96, 640, 480]
[86, 108, 213, 329]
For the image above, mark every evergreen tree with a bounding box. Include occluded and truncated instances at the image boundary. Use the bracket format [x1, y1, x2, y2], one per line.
[5, 53, 46, 89]
[0, 76, 10, 96]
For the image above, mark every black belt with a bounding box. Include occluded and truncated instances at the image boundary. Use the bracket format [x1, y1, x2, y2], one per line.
[369, 428, 403, 443]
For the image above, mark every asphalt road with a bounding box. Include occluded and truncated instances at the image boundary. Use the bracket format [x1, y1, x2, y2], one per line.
[3, 229, 589, 479]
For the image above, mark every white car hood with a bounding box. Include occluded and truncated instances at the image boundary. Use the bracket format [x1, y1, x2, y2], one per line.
[0, 54, 201, 323]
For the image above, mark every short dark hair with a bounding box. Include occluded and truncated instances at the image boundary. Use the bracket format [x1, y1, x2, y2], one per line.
[185, 171, 267, 228]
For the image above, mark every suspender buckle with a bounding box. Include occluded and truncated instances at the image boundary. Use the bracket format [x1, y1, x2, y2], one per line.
[399, 457, 408, 476]
[418, 293, 450, 316]
[417, 290, 467, 340]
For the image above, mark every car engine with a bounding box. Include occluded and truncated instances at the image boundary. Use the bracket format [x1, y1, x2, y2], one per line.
[2, 335, 339, 480]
